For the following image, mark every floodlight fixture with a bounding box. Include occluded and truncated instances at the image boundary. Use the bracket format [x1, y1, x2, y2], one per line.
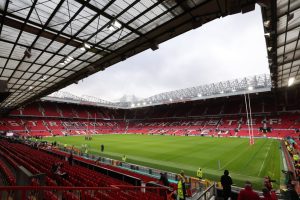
[288, 77, 295, 87]
[143, 102, 146, 105]
[40, 75, 48, 81]
[131, 103, 135, 107]
[169, 98, 172, 102]
[220, 91, 224, 94]
[264, 33, 271, 37]
[28, 86, 33, 90]
[197, 94, 202, 97]
[263, 20, 270, 28]
[107, 19, 122, 31]
[248, 86, 253, 90]
[150, 42, 159, 51]
[232, 89, 236, 92]
[80, 47, 86, 51]
[84, 43, 91, 49]
[267, 47, 272, 51]
[137, 103, 140, 106]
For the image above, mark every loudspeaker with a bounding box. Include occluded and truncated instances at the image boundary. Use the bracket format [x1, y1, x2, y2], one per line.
[0, 80, 8, 92]
[24, 48, 32, 58]
[0, 80, 10, 103]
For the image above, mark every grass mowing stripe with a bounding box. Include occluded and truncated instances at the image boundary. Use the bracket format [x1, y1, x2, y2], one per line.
[220, 142, 251, 170]
[43, 135, 281, 189]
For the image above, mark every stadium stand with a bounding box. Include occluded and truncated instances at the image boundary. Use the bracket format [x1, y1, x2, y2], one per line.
[0, 140, 167, 200]
[0, 0, 299, 199]
[1, 99, 300, 140]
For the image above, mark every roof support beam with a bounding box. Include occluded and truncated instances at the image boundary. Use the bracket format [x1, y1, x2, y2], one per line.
[0, 14, 102, 54]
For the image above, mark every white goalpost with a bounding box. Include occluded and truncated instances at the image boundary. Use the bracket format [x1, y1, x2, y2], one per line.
[244, 93, 255, 145]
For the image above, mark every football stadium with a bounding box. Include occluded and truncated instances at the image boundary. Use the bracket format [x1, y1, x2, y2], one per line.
[0, 0, 299, 200]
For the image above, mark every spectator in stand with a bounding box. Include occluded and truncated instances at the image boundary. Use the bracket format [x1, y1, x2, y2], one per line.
[220, 169, 233, 200]
[282, 170, 294, 185]
[68, 152, 73, 166]
[283, 184, 299, 200]
[166, 188, 176, 200]
[159, 172, 170, 186]
[237, 181, 260, 200]
[293, 154, 299, 163]
[51, 163, 58, 174]
[55, 163, 68, 179]
[264, 176, 273, 191]
[261, 188, 278, 200]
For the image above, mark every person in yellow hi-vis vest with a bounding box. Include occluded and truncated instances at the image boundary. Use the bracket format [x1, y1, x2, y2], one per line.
[293, 154, 299, 162]
[197, 168, 203, 180]
[122, 155, 127, 162]
[177, 174, 186, 200]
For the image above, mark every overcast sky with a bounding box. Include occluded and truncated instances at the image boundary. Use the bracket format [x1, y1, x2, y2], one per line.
[61, 5, 270, 102]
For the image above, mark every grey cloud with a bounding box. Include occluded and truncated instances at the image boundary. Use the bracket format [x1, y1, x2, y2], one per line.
[61, 6, 269, 101]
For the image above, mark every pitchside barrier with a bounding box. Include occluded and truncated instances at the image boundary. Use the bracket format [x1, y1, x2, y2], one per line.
[44, 148, 142, 186]
[0, 185, 169, 200]
[50, 143, 212, 197]
[50, 144, 287, 199]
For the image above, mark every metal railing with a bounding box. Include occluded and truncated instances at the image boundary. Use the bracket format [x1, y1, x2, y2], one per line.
[195, 183, 216, 200]
[0, 185, 168, 200]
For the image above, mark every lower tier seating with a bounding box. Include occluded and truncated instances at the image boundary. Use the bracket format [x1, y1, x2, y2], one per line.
[0, 140, 166, 200]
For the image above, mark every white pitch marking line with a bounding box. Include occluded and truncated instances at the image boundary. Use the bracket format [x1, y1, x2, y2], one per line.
[258, 140, 272, 176]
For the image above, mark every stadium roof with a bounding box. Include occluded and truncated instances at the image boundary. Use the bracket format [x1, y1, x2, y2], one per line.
[0, 0, 262, 112]
[262, 0, 300, 88]
[43, 74, 271, 109]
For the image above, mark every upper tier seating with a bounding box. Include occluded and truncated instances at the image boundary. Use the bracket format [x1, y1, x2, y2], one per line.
[22, 104, 43, 116]
[0, 115, 298, 138]
[41, 102, 61, 117]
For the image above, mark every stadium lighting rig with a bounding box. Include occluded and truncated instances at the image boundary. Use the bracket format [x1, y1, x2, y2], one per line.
[40, 75, 48, 81]
[263, 20, 270, 28]
[288, 77, 295, 87]
[60, 56, 74, 66]
[107, 19, 122, 31]
[264, 31, 274, 38]
[80, 43, 91, 51]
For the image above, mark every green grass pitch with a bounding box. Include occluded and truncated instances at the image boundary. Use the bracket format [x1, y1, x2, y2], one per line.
[44, 134, 282, 189]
